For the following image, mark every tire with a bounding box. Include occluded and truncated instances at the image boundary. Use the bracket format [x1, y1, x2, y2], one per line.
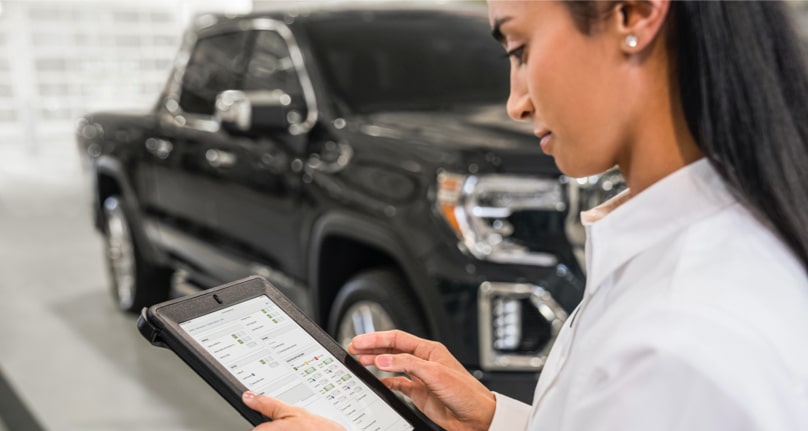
[102, 195, 171, 313]
[328, 267, 438, 426]
[327, 267, 428, 348]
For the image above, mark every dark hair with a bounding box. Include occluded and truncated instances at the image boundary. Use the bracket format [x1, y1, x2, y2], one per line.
[567, 1, 808, 271]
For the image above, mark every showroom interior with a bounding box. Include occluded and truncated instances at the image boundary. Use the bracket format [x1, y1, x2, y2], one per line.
[1, 0, 808, 430]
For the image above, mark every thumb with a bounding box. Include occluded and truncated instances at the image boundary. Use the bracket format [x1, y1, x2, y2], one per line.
[242, 391, 298, 420]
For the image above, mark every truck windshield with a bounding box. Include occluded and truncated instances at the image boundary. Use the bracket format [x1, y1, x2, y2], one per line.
[305, 12, 509, 114]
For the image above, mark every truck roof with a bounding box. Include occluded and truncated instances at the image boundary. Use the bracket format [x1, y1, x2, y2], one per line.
[192, 2, 489, 33]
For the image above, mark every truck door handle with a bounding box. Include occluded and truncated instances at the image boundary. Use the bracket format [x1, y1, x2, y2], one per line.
[205, 149, 237, 168]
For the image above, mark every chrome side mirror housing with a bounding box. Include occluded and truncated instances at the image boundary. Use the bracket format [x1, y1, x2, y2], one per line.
[214, 90, 252, 132]
[214, 89, 293, 134]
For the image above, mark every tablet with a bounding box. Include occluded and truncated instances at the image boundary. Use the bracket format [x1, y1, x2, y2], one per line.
[137, 275, 434, 430]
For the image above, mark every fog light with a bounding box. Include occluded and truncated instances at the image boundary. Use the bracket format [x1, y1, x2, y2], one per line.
[492, 298, 521, 350]
[479, 282, 568, 371]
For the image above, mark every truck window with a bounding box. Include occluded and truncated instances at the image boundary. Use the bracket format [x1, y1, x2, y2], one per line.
[305, 13, 509, 114]
[179, 31, 249, 116]
[244, 30, 305, 103]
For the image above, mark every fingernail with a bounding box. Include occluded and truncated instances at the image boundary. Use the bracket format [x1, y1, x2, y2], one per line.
[243, 391, 257, 402]
[376, 354, 392, 368]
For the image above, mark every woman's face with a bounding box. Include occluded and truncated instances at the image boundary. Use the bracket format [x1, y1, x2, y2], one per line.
[488, 0, 635, 178]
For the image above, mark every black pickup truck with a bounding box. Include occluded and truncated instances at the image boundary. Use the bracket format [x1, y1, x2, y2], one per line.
[76, 3, 622, 402]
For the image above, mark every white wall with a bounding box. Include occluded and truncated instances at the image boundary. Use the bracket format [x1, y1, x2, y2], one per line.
[0, 0, 251, 153]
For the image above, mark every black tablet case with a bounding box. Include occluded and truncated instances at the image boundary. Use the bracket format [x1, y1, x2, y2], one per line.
[137, 276, 436, 430]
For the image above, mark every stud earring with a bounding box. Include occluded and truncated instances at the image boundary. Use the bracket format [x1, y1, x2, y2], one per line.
[625, 34, 639, 49]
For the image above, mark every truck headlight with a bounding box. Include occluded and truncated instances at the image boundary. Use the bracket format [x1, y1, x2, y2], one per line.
[436, 172, 566, 266]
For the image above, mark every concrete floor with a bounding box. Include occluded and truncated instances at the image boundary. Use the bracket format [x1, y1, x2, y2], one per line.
[0, 145, 246, 430]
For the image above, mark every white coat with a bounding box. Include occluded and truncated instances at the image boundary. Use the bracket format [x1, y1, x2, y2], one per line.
[489, 159, 808, 431]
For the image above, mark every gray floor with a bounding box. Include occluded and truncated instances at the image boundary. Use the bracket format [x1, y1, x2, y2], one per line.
[0, 145, 246, 430]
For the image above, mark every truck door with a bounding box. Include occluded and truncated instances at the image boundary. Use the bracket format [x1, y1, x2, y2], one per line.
[149, 30, 252, 284]
[207, 29, 308, 301]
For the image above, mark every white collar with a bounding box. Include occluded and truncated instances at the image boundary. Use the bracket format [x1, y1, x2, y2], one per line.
[580, 158, 737, 296]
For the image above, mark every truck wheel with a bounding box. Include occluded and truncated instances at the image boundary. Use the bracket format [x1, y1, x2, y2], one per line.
[328, 268, 428, 349]
[102, 196, 171, 313]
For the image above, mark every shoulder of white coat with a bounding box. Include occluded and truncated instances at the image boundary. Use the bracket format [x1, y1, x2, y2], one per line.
[668, 202, 808, 317]
[611, 201, 808, 339]
[588, 201, 808, 384]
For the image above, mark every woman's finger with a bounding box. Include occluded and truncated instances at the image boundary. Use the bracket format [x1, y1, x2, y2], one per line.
[350, 330, 466, 372]
[349, 330, 426, 354]
[373, 353, 445, 384]
[355, 354, 379, 367]
[348, 347, 401, 355]
[380, 376, 416, 397]
[243, 391, 299, 420]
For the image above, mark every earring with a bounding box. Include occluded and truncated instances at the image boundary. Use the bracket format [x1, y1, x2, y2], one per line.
[625, 34, 639, 49]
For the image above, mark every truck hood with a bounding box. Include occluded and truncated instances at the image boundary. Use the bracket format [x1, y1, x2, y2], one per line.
[356, 105, 539, 151]
[349, 105, 559, 176]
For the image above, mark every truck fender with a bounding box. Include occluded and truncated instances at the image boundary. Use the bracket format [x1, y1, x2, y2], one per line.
[94, 156, 167, 266]
[308, 211, 448, 341]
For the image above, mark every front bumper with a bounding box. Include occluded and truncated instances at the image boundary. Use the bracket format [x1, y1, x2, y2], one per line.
[422, 257, 582, 402]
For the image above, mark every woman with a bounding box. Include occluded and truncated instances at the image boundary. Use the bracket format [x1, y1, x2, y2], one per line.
[242, 1, 808, 429]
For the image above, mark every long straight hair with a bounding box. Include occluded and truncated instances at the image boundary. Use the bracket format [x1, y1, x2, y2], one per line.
[568, 1, 808, 271]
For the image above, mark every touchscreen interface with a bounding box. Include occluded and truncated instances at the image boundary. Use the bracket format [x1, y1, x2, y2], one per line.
[180, 295, 415, 431]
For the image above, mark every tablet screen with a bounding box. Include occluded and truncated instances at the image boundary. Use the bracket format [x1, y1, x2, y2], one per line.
[180, 295, 415, 431]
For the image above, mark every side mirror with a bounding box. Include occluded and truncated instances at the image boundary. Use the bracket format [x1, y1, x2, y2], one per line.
[214, 90, 252, 132]
[214, 90, 293, 134]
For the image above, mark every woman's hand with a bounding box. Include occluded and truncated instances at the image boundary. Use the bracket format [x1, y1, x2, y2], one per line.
[348, 330, 496, 431]
[242, 391, 345, 431]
